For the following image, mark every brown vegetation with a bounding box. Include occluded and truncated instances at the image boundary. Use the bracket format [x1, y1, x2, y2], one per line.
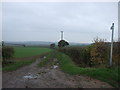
[58, 38, 120, 67]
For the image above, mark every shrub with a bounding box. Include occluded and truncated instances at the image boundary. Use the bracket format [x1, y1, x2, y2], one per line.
[58, 47, 91, 67]
[58, 38, 120, 67]
[50, 43, 55, 49]
[2, 46, 15, 65]
[90, 38, 120, 67]
[58, 40, 69, 48]
[112, 42, 120, 65]
[90, 38, 109, 67]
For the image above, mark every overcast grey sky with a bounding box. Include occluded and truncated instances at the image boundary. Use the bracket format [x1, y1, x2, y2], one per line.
[2, 2, 118, 43]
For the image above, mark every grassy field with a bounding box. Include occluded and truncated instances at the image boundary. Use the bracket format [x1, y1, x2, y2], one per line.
[14, 47, 52, 58]
[2, 47, 52, 71]
[39, 51, 119, 88]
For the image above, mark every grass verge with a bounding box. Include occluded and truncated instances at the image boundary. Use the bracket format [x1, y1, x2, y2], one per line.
[38, 51, 119, 88]
[2, 52, 51, 72]
[57, 52, 119, 88]
[2, 60, 34, 71]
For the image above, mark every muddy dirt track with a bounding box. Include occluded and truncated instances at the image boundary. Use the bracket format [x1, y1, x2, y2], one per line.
[2, 57, 113, 88]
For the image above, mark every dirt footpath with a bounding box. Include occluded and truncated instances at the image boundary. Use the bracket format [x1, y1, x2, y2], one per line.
[2, 57, 113, 88]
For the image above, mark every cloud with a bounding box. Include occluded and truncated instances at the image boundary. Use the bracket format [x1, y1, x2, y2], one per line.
[2, 2, 118, 43]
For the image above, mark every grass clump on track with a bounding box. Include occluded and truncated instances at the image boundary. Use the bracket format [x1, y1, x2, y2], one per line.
[38, 51, 57, 68]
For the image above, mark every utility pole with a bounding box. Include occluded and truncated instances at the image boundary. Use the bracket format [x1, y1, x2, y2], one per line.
[110, 23, 114, 67]
[61, 31, 63, 40]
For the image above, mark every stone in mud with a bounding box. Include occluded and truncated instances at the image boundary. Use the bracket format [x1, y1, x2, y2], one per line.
[23, 73, 39, 79]
[53, 65, 58, 69]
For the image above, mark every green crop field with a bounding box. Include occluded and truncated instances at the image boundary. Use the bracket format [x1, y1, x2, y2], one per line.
[14, 47, 52, 58]
[2, 47, 52, 71]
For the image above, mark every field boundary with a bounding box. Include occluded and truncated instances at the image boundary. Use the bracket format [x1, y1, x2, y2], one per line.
[14, 52, 49, 61]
